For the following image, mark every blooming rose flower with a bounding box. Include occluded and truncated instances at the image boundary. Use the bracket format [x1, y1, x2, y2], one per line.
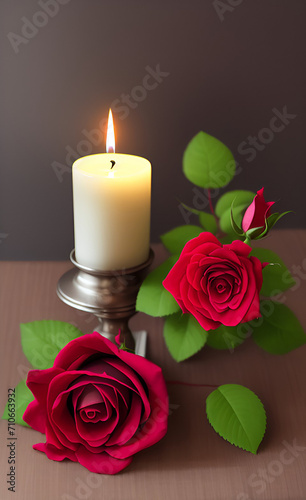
[163, 233, 265, 330]
[242, 187, 274, 234]
[23, 332, 168, 474]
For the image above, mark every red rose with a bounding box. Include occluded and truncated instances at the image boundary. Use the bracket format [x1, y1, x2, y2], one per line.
[163, 233, 265, 330]
[23, 332, 168, 474]
[242, 187, 274, 233]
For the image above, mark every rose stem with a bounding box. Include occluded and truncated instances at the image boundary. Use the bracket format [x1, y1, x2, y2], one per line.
[207, 189, 221, 233]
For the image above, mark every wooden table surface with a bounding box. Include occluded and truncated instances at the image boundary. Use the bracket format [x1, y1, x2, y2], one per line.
[1, 230, 306, 500]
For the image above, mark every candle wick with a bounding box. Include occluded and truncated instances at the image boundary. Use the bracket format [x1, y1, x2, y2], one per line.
[110, 160, 116, 169]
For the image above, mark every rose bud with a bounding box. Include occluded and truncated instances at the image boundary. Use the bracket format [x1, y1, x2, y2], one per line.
[242, 187, 274, 235]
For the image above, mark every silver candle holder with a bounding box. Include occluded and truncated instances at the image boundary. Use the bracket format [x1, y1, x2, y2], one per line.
[57, 249, 154, 353]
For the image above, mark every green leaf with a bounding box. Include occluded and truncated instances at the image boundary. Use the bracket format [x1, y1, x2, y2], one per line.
[247, 212, 291, 241]
[21, 321, 84, 370]
[206, 384, 266, 454]
[160, 225, 203, 254]
[250, 248, 296, 295]
[2, 380, 34, 427]
[257, 211, 292, 239]
[251, 301, 306, 354]
[179, 201, 201, 216]
[198, 212, 218, 234]
[245, 226, 265, 240]
[136, 256, 180, 317]
[220, 234, 235, 245]
[206, 325, 246, 350]
[251, 214, 278, 240]
[266, 211, 291, 230]
[164, 312, 207, 361]
[265, 212, 279, 231]
[215, 190, 255, 218]
[230, 203, 244, 235]
[182, 131, 235, 189]
[220, 203, 248, 234]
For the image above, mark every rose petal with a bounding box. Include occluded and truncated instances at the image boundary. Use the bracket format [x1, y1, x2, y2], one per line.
[242, 187, 275, 232]
[210, 247, 245, 265]
[75, 384, 104, 409]
[186, 262, 202, 288]
[51, 378, 123, 449]
[242, 292, 260, 322]
[24, 367, 63, 432]
[75, 447, 132, 474]
[49, 373, 122, 451]
[75, 385, 112, 423]
[23, 400, 47, 434]
[211, 258, 258, 325]
[208, 277, 233, 307]
[48, 372, 95, 449]
[33, 442, 77, 462]
[106, 392, 143, 447]
[113, 350, 169, 434]
[163, 254, 191, 296]
[180, 275, 218, 327]
[190, 309, 220, 330]
[224, 240, 252, 258]
[75, 403, 119, 447]
[44, 416, 76, 453]
[242, 199, 256, 233]
[106, 398, 168, 460]
[180, 232, 221, 257]
[80, 358, 150, 424]
[80, 403, 109, 423]
[249, 256, 264, 292]
[53, 332, 121, 371]
[181, 282, 219, 329]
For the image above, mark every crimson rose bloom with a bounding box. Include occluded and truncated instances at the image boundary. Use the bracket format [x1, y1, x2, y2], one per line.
[163, 233, 265, 330]
[242, 187, 274, 234]
[23, 332, 168, 474]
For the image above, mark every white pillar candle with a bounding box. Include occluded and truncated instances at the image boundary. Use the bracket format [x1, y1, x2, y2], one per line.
[72, 152, 151, 271]
[72, 110, 151, 271]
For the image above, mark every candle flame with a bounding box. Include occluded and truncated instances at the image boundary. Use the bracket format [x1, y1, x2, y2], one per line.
[106, 109, 115, 153]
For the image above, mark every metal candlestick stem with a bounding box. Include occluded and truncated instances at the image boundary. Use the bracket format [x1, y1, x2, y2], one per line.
[57, 249, 154, 352]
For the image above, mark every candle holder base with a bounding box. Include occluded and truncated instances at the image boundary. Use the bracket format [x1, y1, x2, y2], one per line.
[57, 249, 154, 353]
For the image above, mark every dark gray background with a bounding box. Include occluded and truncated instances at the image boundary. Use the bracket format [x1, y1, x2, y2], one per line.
[1, 0, 305, 260]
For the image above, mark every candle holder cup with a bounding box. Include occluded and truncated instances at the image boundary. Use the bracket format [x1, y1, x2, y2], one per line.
[57, 249, 154, 352]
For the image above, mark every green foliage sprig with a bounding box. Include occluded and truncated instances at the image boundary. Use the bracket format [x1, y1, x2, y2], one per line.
[137, 131, 306, 362]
